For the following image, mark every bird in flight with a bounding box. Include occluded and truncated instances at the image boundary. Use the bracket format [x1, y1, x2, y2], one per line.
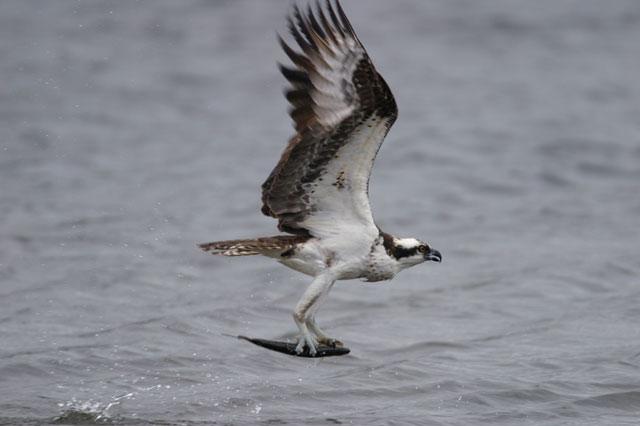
[200, 0, 441, 356]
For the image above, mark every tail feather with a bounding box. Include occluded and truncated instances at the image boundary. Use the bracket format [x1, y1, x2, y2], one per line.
[198, 235, 310, 257]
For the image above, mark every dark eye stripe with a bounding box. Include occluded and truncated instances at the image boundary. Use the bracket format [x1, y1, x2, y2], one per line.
[380, 232, 423, 260]
[393, 246, 418, 259]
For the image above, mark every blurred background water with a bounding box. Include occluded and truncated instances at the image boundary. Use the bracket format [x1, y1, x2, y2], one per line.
[1, 0, 640, 424]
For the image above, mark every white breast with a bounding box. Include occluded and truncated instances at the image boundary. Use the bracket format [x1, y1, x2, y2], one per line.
[364, 243, 399, 282]
[277, 234, 390, 282]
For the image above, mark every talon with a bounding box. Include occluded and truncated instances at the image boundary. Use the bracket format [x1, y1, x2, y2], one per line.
[295, 334, 318, 356]
[330, 339, 344, 348]
[306, 336, 318, 356]
[318, 337, 343, 348]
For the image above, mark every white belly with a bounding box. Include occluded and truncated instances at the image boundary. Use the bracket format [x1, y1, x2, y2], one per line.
[276, 236, 397, 282]
[276, 238, 328, 277]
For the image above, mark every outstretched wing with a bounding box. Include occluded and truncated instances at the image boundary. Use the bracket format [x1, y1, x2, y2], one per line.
[261, 0, 398, 239]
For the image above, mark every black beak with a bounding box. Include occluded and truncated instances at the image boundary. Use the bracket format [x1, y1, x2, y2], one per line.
[425, 248, 442, 263]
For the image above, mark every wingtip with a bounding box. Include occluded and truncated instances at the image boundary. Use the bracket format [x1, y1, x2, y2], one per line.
[334, 0, 355, 36]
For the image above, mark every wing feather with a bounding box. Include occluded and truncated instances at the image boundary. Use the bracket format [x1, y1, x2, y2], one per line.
[262, 0, 398, 238]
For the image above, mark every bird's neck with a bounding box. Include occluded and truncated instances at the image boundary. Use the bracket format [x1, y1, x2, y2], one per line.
[379, 230, 399, 259]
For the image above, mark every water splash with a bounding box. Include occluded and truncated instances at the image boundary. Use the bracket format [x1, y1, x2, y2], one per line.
[53, 392, 135, 424]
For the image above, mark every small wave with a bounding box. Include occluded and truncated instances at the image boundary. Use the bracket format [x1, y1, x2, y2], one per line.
[375, 340, 468, 357]
[574, 390, 640, 411]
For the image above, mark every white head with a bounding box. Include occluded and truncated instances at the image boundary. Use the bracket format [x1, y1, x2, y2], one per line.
[386, 236, 442, 270]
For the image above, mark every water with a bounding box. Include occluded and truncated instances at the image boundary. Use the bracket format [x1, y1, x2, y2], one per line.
[2, 0, 640, 424]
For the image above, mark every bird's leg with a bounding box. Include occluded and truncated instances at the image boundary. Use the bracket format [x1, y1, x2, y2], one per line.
[292, 273, 335, 356]
[307, 317, 343, 348]
[293, 312, 318, 356]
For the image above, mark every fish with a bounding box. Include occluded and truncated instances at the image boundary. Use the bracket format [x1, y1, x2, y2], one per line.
[238, 335, 350, 358]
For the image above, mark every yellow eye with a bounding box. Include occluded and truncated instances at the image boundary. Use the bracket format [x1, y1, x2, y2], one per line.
[418, 245, 428, 253]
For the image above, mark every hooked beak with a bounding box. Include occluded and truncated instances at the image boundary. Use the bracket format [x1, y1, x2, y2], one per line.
[425, 248, 442, 263]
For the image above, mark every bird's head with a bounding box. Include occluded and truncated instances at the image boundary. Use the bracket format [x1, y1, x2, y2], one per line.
[390, 237, 442, 269]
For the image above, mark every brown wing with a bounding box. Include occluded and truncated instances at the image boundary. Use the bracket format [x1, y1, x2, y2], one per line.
[261, 0, 398, 238]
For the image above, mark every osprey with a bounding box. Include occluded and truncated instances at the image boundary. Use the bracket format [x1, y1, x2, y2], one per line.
[200, 0, 441, 356]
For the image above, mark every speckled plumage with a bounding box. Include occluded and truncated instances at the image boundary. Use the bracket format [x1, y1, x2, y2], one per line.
[260, 0, 397, 237]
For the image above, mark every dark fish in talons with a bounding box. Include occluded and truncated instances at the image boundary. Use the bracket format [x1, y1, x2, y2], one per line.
[238, 335, 350, 357]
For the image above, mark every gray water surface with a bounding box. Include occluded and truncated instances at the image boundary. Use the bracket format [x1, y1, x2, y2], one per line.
[2, 0, 640, 425]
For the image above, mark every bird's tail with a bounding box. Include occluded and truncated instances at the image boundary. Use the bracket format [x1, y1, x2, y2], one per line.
[198, 235, 310, 257]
